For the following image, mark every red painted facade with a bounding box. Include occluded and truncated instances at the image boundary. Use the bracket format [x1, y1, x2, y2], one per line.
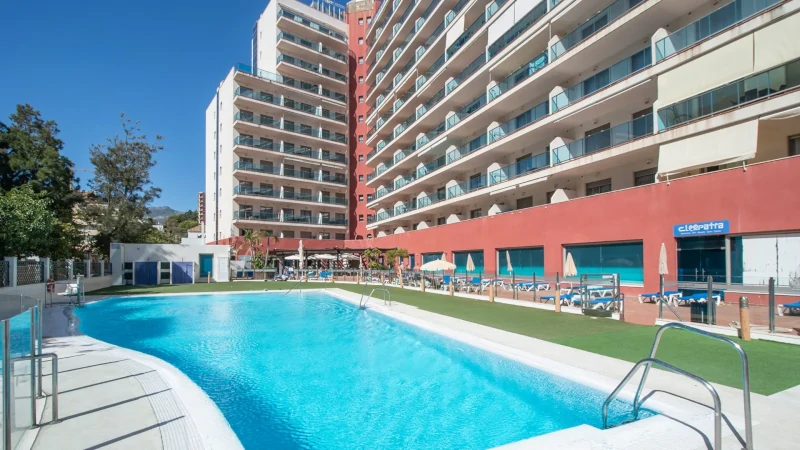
[346, 1, 378, 240]
[220, 156, 800, 303]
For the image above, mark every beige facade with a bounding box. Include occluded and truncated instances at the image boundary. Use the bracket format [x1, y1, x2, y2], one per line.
[206, 0, 350, 241]
[363, 0, 800, 236]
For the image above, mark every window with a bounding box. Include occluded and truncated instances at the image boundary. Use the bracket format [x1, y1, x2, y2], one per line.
[634, 168, 657, 186]
[470, 208, 482, 219]
[454, 251, 484, 274]
[367, 233, 373, 238]
[677, 236, 726, 283]
[437, 217, 446, 225]
[358, 116, 364, 123]
[358, 175, 364, 182]
[516, 196, 533, 209]
[358, 155, 364, 162]
[358, 96, 364, 103]
[358, 18, 364, 25]
[300, 231, 312, 239]
[498, 247, 544, 276]
[359, 214, 364, 222]
[358, 76, 364, 84]
[283, 230, 295, 238]
[367, 16, 372, 24]
[359, 135, 364, 142]
[367, 194, 373, 201]
[586, 178, 611, 196]
[358, 38, 364, 45]
[359, 195, 364, 202]
[358, 57, 364, 64]
[336, 233, 346, 240]
[367, 214, 374, 221]
[790, 135, 800, 156]
[565, 242, 644, 283]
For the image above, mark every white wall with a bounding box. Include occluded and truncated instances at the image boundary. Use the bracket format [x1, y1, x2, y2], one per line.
[110, 243, 231, 285]
[0, 276, 113, 300]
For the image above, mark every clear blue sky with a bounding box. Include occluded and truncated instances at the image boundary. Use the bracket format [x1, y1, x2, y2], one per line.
[0, 0, 346, 212]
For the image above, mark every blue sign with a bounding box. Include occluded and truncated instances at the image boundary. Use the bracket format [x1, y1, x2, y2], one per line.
[673, 220, 730, 237]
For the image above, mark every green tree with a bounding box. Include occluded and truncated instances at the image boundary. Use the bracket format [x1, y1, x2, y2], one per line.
[257, 229, 279, 268]
[141, 227, 178, 244]
[86, 114, 163, 256]
[0, 185, 78, 257]
[0, 104, 82, 221]
[363, 248, 388, 270]
[385, 249, 410, 268]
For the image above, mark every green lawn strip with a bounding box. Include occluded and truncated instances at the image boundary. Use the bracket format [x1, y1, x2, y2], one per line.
[88, 282, 800, 394]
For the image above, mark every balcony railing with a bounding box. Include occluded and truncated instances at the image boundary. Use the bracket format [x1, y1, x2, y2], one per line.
[234, 136, 275, 151]
[447, 174, 488, 199]
[277, 54, 347, 83]
[550, 0, 642, 60]
[488, 51, 548, 101]
[487, 1, 546, 59]
[235, 63, 347, 103]
[445, 53, 486, 94]
[277, 31, 347, 62]
[445, 8, 486, 61]
[235, 111, 347, 144]
[488, 151, 549, 185]
[552, 113, 654, 164]
[446, 93, 487, 130]
[236, 138, 346, 165]
[233, 161, 348, 185]
[235, 87, 347, 123]
[655, 0, 781, 61]
[277, 8, 347, 43]
[488, 101, 549, 143]
[551, 47, 651, 112]
[234, 210, 348, 225]
[235, 185, 348, 206]
[657, 59, 800, 130]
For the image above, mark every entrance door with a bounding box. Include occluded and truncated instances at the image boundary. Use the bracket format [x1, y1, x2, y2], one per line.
[172, 262, 194, 284]
[199, 254, 214, 279]
[134, 262, 158, 285]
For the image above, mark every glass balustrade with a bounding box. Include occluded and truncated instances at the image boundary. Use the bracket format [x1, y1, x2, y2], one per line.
[447, 174, 488, 198]
[487, 1, 545, 59]
[277, 8, 347, 42]
[235, 63, 346, 103]
[552, 113, 654, 164]
[550, 0, 642, 60]
[277, 31, 347, 62]
[488, 152, 549, 185]
[488, 51, 548, 101]
[488, 101, 548, 143]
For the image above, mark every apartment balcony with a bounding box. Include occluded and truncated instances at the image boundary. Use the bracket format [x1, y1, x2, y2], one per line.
[233, 161, 348, 188]
[234, 63, 347, 106]
[234, 111, 348, 149]
[276, 54, 347, 88]
[233, 211, 348, 228]
[233, 137, 347, 167]
[276, 7, 348, 51]
[233, 185, 348, 209]
[234, 87, 347, 130]
[277, 31, 348, 71]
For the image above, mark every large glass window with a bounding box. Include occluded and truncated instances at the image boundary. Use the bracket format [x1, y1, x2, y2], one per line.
[498, 247, 544, 277]
[677, 236, 726, 283]
[730, 234, 800, 286]
[454, 250, 484, 275]
[422, 253, 442, 264]
[565, 242, 644, 283]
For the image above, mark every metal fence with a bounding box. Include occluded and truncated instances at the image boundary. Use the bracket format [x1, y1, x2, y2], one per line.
[0, 261, 9, 287]
[16, 260, 45, 286]
[90, 262, 102, 277]
[72, 260, 86, 277]
[52, 260, 69, 281]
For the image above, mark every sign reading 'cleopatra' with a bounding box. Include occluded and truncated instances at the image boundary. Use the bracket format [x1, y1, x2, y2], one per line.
[673, 220, 730, 237]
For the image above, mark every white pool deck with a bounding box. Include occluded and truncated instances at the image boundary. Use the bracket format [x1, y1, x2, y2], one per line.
[29, 288, 800, 449]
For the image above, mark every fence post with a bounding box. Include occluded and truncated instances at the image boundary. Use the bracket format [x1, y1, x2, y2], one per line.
[5, 257, 18, 287]
[706, 276, 714, 325]
[67, 260, 74, 280]
[85, 260, 91, 278]
[41, 257, 51, 283]
[4, 320, 12, 450]
[768, 277, 775, 333]
[659, 274, 664, 319]
[100, 261, 105, 277]
[555, 272, 561, 313]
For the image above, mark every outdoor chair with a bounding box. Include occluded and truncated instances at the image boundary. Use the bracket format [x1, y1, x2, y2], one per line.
[778, 300, 800, 316]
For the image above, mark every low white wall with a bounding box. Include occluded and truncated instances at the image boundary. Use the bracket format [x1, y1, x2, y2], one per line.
[110, 243, 231, 285]
[0, 275, 113, 300]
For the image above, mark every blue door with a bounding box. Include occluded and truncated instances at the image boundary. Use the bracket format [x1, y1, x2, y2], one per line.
[134, 262, 158, 285]
[172, 262, 193, 284]
[199, 254, 213, 279]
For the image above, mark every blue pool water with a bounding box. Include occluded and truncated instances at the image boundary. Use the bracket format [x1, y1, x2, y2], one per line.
[77, 292, 649, 449]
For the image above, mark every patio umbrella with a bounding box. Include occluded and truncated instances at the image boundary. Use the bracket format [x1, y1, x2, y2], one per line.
[658, 243, 669, 275]
[466, 254, 475, 277]
[284, 254, 301, 261]
[506, 250, 513, 273]
[563, 252, 577, 277]
[298, 240, 304, 272]
[420, 259, 456, 271]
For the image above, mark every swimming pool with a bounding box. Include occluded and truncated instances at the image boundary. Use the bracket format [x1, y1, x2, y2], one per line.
[77, 291, 650, 449]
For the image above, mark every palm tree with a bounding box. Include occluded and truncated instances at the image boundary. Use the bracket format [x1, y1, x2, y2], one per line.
[237, 229, 259, 266]
[256, 229, 279, 269]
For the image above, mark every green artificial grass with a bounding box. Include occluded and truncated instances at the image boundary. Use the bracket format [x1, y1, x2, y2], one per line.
[89, 282, 800, 395]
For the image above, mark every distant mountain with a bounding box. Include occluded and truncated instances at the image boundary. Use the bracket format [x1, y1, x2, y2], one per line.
[147, 206, 184, 223]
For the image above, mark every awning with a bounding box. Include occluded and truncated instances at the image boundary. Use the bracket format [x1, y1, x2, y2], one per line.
[657, 120, 758, 177]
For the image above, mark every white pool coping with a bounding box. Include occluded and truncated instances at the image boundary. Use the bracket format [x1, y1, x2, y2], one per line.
[81, 288, 800, 449]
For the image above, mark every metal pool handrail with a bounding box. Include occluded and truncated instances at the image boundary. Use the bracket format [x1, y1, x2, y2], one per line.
[602, 358, 722, 448]
[602, 322, 753, 450]
[359, 284, 391, 309]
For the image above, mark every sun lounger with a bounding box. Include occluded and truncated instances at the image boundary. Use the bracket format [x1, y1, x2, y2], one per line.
[638, 291, 682, 304]
[540, 293, 579, 306]
[778, 301, 800, 316]
[680, 291, 724, 305]
[440, 275, 452, 290]
[57, 284, 80, 305]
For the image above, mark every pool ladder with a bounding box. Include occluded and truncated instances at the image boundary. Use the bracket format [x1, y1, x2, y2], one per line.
[602, 322, 752, 450]
[359, 285, 391, 309]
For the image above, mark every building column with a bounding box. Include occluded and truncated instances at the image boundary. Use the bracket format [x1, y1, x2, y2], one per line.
[4, 257, 17, 287]
[41, 257, 51, 282]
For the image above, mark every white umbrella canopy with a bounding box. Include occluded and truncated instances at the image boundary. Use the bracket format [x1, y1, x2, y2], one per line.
[658, 243, 669, 275]
[339, 253, 361, 260]
[284, 254, 301, 261]
[309, 253, 337, 260]
[298, 240, 305, 271]
[420, 259, 456, 271]
[466, 254, 476, 272]
[563, 252, 578, 277]
[506, 250, 513, 273]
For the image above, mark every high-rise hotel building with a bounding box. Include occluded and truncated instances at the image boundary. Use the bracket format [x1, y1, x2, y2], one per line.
[209, 0, 800, 295]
